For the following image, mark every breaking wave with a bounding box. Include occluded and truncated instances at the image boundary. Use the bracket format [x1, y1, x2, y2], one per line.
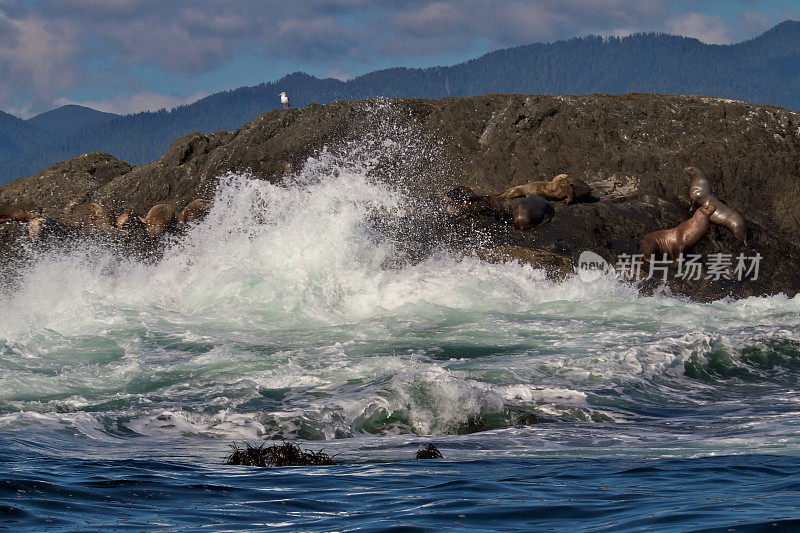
[2, 104, 800, 451]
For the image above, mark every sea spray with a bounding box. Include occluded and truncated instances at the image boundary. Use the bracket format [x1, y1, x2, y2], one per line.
[1, 102, 800, 446]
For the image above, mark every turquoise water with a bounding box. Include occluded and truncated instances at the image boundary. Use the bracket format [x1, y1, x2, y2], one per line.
[2, 118, 800, 530]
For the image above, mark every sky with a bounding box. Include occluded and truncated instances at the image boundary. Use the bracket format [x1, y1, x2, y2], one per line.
[0, 0, 797, 118]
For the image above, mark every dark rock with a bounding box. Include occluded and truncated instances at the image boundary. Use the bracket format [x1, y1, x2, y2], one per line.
[607, 238, 639, 254]
[2, 93, 800, 300]
[0, 152, 133, 227]
[0, 152, 132, 207]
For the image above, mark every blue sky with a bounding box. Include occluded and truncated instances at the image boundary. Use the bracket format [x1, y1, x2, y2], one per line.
[0, 0, 797, 118]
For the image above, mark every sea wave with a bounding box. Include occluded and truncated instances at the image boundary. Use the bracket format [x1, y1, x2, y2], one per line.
[2, 121, 800, 445]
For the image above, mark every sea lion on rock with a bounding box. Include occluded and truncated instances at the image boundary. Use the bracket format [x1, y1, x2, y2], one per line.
[566, 176, 592, 202]
[116, 210, 146, 233]
[27, 216, 69, 241]
[445, 186, 480, 205]
[502, 195, 555, 230]
[442, 186, 553, 230]
[0, 203, 34, 223]
[439, 186, 485, 217]
[443, 187, 506, 220]
[86, 202, 117, 232]
[640, 204, 716, 261]
[685, 166, 746, 242]
[497, 174, 576, 203]
[178, 199, 212, 226]
[141, 203, 176, 238]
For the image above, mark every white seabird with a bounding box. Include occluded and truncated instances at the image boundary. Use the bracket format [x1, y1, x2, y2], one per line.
[280, 91, 290, 109]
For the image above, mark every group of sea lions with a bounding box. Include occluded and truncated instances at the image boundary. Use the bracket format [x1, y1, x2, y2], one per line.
[442, 165, 746, 265]
[0, 198, 213, 242]
[443, 173, 592, 230]
[639, 166, 746, 261]
[1, 165, 746, 268]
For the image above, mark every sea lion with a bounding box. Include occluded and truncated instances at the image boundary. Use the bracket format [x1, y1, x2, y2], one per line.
[116, 210, 146, 233]
[27, 216, 69, 241]
[449, 190, 507, 220]
[685, 166, 746, 242]
[566, 176, 592, 202]
[441, 186, 494, 218]
[0, 203, 34, 223]
[445, 186, 480, 205]
[502, 195, 555, 230]
[86, 202, 117, 232]
[442, 186, 554, 229]
[177, 199, 212, 226]
[497, 174, 575, 203]
[140, 203, 176, 238]
[639, 204, 716, 261]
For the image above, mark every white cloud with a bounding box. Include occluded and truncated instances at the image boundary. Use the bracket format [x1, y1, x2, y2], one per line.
[738, 10, 772, 36]
[0, 11, 80, 112]
[666, 13, 735, 44]
[0, 1, 792, 115]
[325, 69, 352, 82]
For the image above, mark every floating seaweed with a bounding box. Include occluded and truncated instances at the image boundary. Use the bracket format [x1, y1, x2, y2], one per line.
[415, 443, 443, 460]
[225, 441, 336, 467]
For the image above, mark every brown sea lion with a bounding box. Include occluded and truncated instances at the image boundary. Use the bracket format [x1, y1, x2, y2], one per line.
[27, 216, 69, 241]
[0, 203, 34, 223]
[685, 166, 746, 242]
[566, 176, 592, 202]
[639, 204, 716, 261]
[502, 195, 555, 230]
[447, 189, 506, 219]
[441, 186, 493, 218]
[445, 186, 480, 205]
[141, 204, 176, 238]
[116, 210, 146, 233]
[86, 202, 117, 232]
[497, 174, 575, 203]
[442, 187, 554, 230]
[177, 199, 213, 226]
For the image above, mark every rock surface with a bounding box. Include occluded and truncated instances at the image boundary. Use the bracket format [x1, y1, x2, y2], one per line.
[2, 93, 800, 300]
[0, 153, 133, 225]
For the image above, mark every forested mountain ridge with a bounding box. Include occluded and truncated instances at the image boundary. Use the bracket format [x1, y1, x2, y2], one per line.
[1, 20, 799, 185]
[25, 105, 119, 135]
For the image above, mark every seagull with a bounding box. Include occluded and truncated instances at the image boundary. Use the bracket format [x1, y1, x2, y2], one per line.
[280, 91, 290, 109]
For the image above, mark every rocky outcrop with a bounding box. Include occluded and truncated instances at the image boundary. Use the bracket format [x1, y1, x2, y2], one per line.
[2, 94, 800, 300]
[0, 153, 133, 225]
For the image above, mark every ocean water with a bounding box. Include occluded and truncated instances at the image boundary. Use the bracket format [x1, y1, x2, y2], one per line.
[2, 110, 800, 531]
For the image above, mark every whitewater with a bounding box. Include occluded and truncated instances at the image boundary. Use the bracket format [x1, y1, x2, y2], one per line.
[2, 112, 800, 530]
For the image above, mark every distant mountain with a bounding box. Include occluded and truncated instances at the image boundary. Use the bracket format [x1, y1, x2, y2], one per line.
[0, 111, 38, 165]
[26, 105, 119, 135]
[1, 20, 800, 185]
[0, 111, 26, 130]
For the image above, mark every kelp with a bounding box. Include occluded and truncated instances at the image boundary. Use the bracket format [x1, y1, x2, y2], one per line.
[225, 442, 336, 467]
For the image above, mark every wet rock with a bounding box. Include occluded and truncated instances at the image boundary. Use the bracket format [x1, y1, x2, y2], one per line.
[0, 153, 132, 226]
[2, 93, 800, 300]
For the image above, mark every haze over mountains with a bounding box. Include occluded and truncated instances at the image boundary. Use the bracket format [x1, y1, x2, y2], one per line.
[1, 20, 799, 186]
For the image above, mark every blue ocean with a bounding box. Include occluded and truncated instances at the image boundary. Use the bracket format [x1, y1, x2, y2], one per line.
[2, 124, 800, 531]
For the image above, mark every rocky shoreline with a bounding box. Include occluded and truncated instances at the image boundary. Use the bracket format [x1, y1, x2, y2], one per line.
[2, 93, 800, 301]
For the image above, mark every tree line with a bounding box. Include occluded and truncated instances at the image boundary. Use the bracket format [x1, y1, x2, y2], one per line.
[1, 20, 798, 185]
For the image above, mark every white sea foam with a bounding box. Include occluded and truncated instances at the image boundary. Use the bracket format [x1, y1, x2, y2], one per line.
[2, 107, 800, 447]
